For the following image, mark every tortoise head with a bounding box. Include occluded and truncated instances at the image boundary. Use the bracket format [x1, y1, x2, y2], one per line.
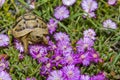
[29, 28, 48, 44]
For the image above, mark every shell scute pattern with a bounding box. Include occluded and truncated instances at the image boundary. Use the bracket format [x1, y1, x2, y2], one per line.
[11, 13, 48, 53]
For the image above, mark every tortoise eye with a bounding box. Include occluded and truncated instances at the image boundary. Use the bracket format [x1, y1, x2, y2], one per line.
[36, 36, 40, 38]
[36, 36, 42, 39]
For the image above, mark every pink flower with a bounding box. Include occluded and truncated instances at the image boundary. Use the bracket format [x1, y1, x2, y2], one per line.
[91, 72, 106, 80]
[81, 0, 98, 18]
[54, 32, 70, 42]
[47, 18, 58, 34]
[54, 6, 69, 20]
[103, 19, 117, 29]
[62, 65, 80, 80]
[47, 70, 64, 80]
[0, 71, 11, 80]
[0, 58, 9, 72]
[76, 37, 94, 53]
[62, 0, 76, 6]
[0, 34, 9, 47]
[80, 75, 90, 80]
[29, 44, 48, 63]
[83, 29, 96, 40]
[81, 0, 98, 12]
[0, 0, 5, 7]
[108, 0, 117, 6]
[14, 39, 24, 53]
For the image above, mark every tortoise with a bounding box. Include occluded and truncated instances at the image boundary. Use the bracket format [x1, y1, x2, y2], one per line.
[11, 13, 48, 53]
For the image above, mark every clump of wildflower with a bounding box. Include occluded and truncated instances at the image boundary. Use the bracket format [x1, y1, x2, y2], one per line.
[80, 75, 90, 80]
[62, 0, 76, 6]
[54, 32, 73, 56]
[0, 34, 9, 47]
[0, 71, 11, 80]
[47, 18, 58, 34]
[77, 48, 101, 66]
[14, 39, 24, 53]
[103, 19, 117, 29]
[47, 70, 64, 80]
[83, 29, 96, 40]
[81, 0, 98, 18]
[29, 44, 48, 63]
[0, 58, 9, 71]
[54, 6, 69, 20]
[108, 0, 117, 6]
[0, 0, 5, 7]
[62, 65, 80, 80]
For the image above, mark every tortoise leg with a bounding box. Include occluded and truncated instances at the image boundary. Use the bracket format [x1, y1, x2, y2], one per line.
[21, 36, 28, 53]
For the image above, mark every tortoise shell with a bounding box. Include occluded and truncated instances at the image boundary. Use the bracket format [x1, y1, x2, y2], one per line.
[11, 13, 48, 53]
[12, 13, 48, 38]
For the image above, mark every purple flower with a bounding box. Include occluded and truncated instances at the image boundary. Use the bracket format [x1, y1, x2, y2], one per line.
[47, 18, 58, 34]
[81, 0, 98, 18]
[57, 41, 73, 56]
[14, 39, 24, 53]
[91, 72, 107, 80]
[47, 70, 64, 80]
[83, 29, 96, 40]
[62, 65, 80, 80]
[0, 0, 5, 7]
[29, 44, 48, 63]
[54, 32, 70, 42]
[54, 6, 69, 20]
[29, 44, 47, 59]
[89, 49, 100, 63]
[0, 71, 11, 80]
[51, 53, 63, 66]
[77, 52, 91, 66]
[48, 40, 57, 51]
[80, 75, 90, 80]
[0, 34, 9, 47]
[26, 77, 36, 80]
[40, 60, 53, 76]
[81, 0, 98, 12]
[103, 19, 117, 29]
[62, 53, 77, 65]
[0, 58, 9, 71]
[76, 37, 94, 53]
[62, 0, 76, 6]
[108, 0, 117, 6]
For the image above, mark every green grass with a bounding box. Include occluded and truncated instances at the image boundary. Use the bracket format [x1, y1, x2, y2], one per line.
[0, 0, 120, 80]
